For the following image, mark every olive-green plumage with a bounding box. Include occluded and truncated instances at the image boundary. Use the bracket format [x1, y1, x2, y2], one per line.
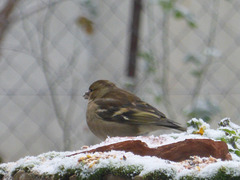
[84, 80, 186, 140]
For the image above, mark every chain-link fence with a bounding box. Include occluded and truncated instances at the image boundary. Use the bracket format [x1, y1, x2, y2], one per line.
[0, 0, 240, 162]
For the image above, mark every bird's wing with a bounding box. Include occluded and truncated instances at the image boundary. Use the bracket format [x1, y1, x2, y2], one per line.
[94, 98, 179, 128]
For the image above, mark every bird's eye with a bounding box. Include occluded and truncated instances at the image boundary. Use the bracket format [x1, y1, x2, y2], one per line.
[89, 88, 93, 92]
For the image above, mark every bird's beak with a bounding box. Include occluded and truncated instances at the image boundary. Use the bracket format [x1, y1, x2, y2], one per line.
[83, 91, 90, 99]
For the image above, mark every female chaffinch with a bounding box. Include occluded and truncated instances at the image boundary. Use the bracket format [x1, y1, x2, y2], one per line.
[84, 80, 186, 140]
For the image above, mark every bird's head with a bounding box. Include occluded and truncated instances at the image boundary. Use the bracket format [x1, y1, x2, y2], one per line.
[83, 80, 116, 101]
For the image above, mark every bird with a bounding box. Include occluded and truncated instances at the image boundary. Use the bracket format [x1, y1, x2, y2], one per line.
[84, 80, 186, 140]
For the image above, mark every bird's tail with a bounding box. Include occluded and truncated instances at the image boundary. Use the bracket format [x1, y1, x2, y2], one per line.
[166, 118, 187, 131]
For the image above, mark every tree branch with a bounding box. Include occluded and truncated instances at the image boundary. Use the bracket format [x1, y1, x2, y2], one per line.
[0, 0, 20, 54]
[160, 11, 176, 119]
[191, 0, 220, 107]
[40, 5, 71, 150]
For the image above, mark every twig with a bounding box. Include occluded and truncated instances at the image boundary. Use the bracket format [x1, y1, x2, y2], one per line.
[191, 0, 220, 107]
[39, 5, 71, 150]
[0, 0, 20, 55]
[9, 0, 67, 23]
[160, 11, 176, 119]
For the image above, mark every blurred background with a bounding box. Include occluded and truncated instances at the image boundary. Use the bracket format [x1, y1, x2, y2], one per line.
[0, 0, 240, 162]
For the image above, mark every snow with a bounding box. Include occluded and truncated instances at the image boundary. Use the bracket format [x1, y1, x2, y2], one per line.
[204, 128, 226, 141]
[1, 118, 240, 179]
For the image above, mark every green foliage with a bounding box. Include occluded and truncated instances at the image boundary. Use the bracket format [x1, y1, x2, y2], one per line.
[186, 99, 220, 122]
[4, 121, 240, 179]
[143, 169, 175, 180]
[138, 51, 156, 74]
[184, 53, 207, 78]
[142, 168, 240, 180]
[184, 54, 203, 65]
[154, 94, 162, 104]
[184, 53, 205, 78]
[138, 51, 163, 105]
[174, 7, 197, 28]
[158, 0, 197, 28]
[187, 118, 240, 158]
[76, 165, 142, 180]
[43, 152, 61, 160]
[80, 0, 97, 16]
[187, 119, 204, 129]
[183, 48, 221, 123]
[235, 150, 240, 157]
[139, 0, 197, 122]
[218, 118, 240, 157]
[55, 165, 82, 180]
[218, 118, 230, 127]
[212, 167, 240, 180]
[10, 164, 240, 180]
[179, 168, 240, 180]
[188, 118, 240, 158]
[0, 167, 6, 179]
[11, 164, 34, 177]
[111, 165, 142, 178]
[159, 0, 176, 11]
[86, 167, 111, 180]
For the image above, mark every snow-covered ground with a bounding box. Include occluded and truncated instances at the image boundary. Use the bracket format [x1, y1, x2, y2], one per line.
[0, 118, 240, 179]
